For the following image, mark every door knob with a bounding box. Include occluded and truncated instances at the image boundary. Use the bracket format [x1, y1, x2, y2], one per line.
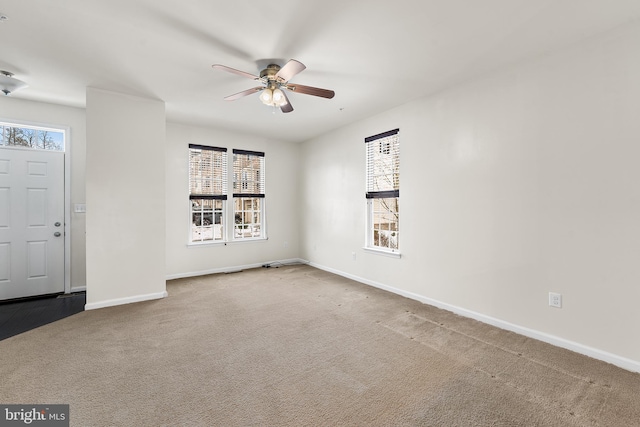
[54, 232, 61, 237]
[55, 222, 61, 227]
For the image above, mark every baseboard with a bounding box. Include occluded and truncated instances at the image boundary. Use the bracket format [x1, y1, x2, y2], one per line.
[70, 285, 86, 293]
[306, 260, 640, 374]
[84, 291, 169, 311]
[166, 258, 307, 281]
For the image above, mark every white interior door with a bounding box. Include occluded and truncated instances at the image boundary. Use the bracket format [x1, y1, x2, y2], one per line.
[0, 147, 65, 300]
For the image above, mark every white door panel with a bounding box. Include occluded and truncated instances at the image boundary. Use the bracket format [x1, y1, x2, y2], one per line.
[0, 187, 9, 226]
[28, 241, 48, 278]
[0, 147, 64, 300]
[27, 188, 48, 226]
[0, 243, 9, 281]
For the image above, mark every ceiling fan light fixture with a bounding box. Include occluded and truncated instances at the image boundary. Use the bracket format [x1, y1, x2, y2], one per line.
[259, 87, 287, 107]
[0, 70, 28, 96]
[272, 88, 286, 106]
[259, 88, 273, 105]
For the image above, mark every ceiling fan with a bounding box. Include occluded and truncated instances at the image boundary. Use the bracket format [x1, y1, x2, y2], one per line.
[212, 59, 335, 113]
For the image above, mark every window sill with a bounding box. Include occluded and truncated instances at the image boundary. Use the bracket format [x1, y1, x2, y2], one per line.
[187, 240, 226, 248]
[188, 237, 268, 247]
[363, 247, 401, 258]
[230, 237, 268, 244]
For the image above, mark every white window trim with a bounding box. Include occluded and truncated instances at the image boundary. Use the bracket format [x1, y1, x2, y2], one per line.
[187, 199, 227, 247]
[364, 129, 400, 253]
[232, 197, 266, 241]
[229, 197, 268, 243]
[187, 146, 268, 245]
[232, 149, 266, 241]
[363, 246, 401, 258]
[188, 144, 228, 245]
[0, 120, 66, 151]
[364, 199, 401, 258]
[187, 238, 268, 248]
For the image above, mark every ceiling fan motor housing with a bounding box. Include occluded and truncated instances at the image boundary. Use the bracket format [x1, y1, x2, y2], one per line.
[260, 64, 282, 81]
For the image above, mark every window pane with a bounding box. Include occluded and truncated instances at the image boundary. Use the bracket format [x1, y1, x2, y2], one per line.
[191, 198, 224, 242]
[0, 124, 64, 151]
[3, 126, 36, 148]
[189, 148, 227, 196]
[234, 197, 262, 239]
[370, 197, 399, 250]
[233, 153, 264, 195]
[366, 133, 399, 193]
[37, 130, 65, 150]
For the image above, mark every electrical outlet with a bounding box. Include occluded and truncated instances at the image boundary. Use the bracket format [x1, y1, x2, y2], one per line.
[549, 292, 562, 308]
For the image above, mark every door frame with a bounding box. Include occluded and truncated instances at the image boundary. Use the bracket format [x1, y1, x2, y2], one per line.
[0, 117, 72, 295]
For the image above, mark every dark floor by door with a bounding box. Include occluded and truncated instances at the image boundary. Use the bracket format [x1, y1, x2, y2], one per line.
[0, 293, 85, 341]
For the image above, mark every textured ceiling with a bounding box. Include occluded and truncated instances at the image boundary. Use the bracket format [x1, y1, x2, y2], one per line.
[1, 0, 640, 142]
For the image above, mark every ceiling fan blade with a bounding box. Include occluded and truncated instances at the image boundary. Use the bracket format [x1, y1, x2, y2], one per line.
[284, 83, 335, 99]
[223, 87, 263, 101]
[280, 91, 294, 113]
[275, 59, 306, 83]
[212, 64, 260, 80]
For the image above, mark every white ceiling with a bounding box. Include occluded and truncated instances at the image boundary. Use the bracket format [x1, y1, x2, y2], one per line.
[1, 0, 640, 143]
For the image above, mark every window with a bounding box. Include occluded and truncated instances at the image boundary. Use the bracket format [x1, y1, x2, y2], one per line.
[233, 149, 265, 239]
[0, 122, 65, 151]
[188, 146, 266, 244]
[189, 144, 227, 243]
[365, 129, 399, 252]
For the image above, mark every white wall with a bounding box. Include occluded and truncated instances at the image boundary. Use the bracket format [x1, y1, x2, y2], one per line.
[165, 122, 300, 278]
[300, 22, 640, 368]
[4, 16, 638, 372]
[0, 97, 87, 291]
[85, 88, 166, 308]
[0, 96, 301, 301]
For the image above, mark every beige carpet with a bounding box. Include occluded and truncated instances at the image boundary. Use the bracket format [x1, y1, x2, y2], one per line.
[1, 265, 639, 426]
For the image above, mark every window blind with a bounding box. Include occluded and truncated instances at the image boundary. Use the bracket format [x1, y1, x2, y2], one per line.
[232, 149, 265, 198]
[189, 144, 228, 200]
[365, 129, 399, 199]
